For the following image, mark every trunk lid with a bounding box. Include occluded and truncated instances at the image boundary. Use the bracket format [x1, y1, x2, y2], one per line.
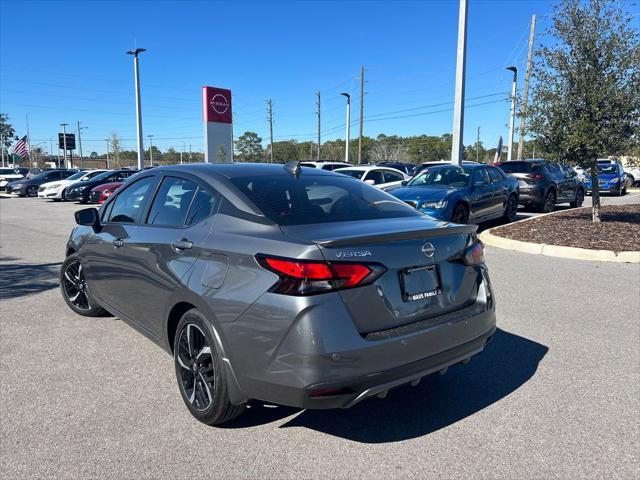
[281, 217, 480, 334]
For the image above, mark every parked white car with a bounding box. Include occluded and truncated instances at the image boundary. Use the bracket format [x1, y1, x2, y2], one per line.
[334, 166, 410, 190]
[300, 161, 352, 171]
[0, 167, 25, 191]
[38, 169, 107, 200]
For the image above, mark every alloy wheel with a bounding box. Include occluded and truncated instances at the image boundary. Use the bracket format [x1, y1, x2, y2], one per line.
[62, 260, 91, 311]
[27, 186, 38, 197]
[451, 205, 469, 224]
[177, 324, 215, 411]
[506, 196, 517, 221]
[544, 191, 556, 213]
[575, 189, 584, 206]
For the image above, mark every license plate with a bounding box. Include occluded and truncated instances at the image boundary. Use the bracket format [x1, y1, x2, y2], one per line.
[400, 265, 441, 302]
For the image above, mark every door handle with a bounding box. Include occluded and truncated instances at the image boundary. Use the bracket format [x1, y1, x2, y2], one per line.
[112, 239, 125, 248]
[171, 239, 193, 252]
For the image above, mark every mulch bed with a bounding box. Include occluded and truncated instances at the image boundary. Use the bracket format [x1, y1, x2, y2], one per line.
[493, 205, 640, 252]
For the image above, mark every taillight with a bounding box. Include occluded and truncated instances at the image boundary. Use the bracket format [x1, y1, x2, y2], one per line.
[526, 173, 544, 180]
[257, 255, 386, 296]
[463, 241, 485, 266]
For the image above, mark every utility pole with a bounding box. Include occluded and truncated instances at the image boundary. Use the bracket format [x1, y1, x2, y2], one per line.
[147, 134, 154, 166]
[450, 0, 468, 165]
[506, 66, 518, 162]
[341, 93, 351, 163]
[126, 47, 146, 170]
[316, 91, 321, 161]
[49, 137, 53, 166]
[77, 121, 86, 168]
[189, 144, 192, 163]
[105, 139, 110, 168]
[181, 142, 185, 164]
[358, 65, 365, 165]
[1, 134, 4, 167]
[60, 123, 69, 168]
[267, 99, 274, 164]
[517, 14, 537, 161]
[476, 126, 480, 162]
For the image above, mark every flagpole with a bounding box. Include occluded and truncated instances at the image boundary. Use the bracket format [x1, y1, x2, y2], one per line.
[26, 113, 31, 167]
[1, 134, 5, 167]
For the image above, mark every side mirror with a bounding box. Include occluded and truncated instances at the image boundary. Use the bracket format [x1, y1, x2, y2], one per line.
[364, 179, 376, 186]
[401, 180, 408, 186]
[75, 207, 100, 231]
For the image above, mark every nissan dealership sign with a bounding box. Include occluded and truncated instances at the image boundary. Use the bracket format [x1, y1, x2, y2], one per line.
[202, 86, 233, 162]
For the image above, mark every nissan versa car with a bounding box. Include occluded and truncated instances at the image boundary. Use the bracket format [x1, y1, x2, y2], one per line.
[61, 163, 496, 425]
[39, 169, 107, 200]
[65, 168, 137, 203]
[388, 164, 519, 224]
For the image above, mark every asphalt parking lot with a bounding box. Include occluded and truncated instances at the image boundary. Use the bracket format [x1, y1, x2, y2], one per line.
[1, 195, 639, 479]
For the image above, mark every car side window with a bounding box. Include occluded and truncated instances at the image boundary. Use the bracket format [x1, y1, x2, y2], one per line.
[146, 176, 197, 226]
[364, 170, 385, 185]
[383, 170, 404, 183]
[487, 167, 504, 183]
[473, 168, 490, 185]
[547, 164, 561, 175]
[186, 187, 221, 225]
[107, 176, 156, 224]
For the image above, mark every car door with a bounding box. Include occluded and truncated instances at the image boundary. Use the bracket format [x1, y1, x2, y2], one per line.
[82, 175, 158, 324]
[123, 174, 222, 335]
[487, 166, 509, 217]
[557, 164, 577, 200]
[468, 167, 493, 221]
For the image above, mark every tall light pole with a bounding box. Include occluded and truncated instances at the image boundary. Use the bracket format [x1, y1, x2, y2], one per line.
[60, 123, 69, 168]
[506, 66, 518, 162]
[105, 139, 110, 169]
[517, 14, 537, 160]
[77, 121, 87, 168]
[126, 47, 146, 171]
[147, 134, 154, 166]
[341, 93, 351, 164]
[450, 0, 468, 165]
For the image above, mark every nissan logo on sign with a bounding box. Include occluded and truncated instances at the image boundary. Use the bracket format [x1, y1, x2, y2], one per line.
[210, 94, 229, 115]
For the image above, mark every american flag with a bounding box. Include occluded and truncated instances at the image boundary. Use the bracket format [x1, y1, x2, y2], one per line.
[12, 135, 29, 158]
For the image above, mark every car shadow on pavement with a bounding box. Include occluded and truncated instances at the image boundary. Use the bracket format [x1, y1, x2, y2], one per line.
[0, 260, 61, 300]
[222, 328, 548, 443]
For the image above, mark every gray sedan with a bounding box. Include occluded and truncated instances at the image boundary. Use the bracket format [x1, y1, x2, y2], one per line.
[60, 162, 496, 425]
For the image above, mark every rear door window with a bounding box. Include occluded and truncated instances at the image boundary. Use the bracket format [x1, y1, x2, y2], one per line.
[146, 176, 198, 226]
[186, 188, 221, 225]
[107, 176, 156, 223]
[383, 170, 405, 183]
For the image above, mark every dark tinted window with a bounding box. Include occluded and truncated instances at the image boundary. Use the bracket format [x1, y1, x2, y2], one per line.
[487, 166, 505, 182]
[108, 176, 155, 223]
[147, 177, 197, 226]
[546, 164, 562, 175]
[364, 170, 385, 185]
[383, 170, 405, 182]
[186, 188, 220, 225]
[472, 168, 490, 185]
[300, 163, 317, 168]
[230, 174, 420, 226]
[499, 162, 543, 174]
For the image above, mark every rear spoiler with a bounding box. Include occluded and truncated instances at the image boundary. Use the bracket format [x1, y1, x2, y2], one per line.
[316, 224, 477, 248]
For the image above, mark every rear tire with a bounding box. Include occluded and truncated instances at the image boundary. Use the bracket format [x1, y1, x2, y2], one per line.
[26, 186, 38, 197]
[60, 255, 107, 317]
[540, 189, 556, 213]
[570, 188, 585, 208]
[502, 194, 518, 222]
[173, 309, 246, 425]
[450, 203, 469, 224]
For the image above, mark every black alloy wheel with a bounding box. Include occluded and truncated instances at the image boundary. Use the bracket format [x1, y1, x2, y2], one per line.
[176, 323, 215, 412]
[542, 190, 556, 213]
[26, 185, 38, 197]
[570, 188, 585, 208]
[451, 204, 469, 224]
[503, 195, 518, 222]
[60, 256, 107, 317]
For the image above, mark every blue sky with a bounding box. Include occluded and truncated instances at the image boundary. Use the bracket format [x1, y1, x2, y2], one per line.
[1, 0, 558, 155]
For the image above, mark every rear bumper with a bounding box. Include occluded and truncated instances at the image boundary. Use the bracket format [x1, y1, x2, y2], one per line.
[225, 267, 496, 409]
[518, 189, 544, 205]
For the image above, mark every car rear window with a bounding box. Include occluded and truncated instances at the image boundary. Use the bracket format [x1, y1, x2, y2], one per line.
[499, 162, 543, 174]
[230, 174, 421, 226]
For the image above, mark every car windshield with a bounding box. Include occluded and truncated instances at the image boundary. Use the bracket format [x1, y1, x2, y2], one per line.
[597, 165, 618, 174]
[92, 170, 123, 181]
[0, 168, 18, 175]
[407, 166, 470, 187]
[230, 174, 421, 226]
[67, 170, 92, 180]
[335, 169, 365, 179]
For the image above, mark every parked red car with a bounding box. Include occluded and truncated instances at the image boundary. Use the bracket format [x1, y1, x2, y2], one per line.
[89, 181, 123, 204]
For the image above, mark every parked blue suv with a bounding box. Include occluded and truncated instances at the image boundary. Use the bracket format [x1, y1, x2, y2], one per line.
[582, 161, 627, 196]
[387, 163, 519, 224]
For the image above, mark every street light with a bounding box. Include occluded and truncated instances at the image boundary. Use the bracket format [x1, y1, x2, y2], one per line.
[126, 47, 146, 170]
[147, 134, 154, 167]
[77, 121, 87, 168]
[340, 93, 351, 164]
[506, 66, 518, 162]
[105, 139, 110, 169]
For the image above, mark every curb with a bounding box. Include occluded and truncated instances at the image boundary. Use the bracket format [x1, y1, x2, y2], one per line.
[479, 207, 640, 263]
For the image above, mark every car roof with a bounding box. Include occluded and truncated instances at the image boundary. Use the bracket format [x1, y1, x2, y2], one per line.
[335, 165, 404, 172]
[421, 163, 485, 170]
[151, 162, 340, 179]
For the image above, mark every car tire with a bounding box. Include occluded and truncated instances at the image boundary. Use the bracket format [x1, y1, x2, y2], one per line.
[60, 255, 108, 317]
[624, 174, 634, 189]
[540, 189, 556, 213]
[26, 186, 38, 197]
[450, 203, 469, 224]
[619, 184, 626, 196]
[503, 194, 518, 222]
[570, 188, 585, 208]
[173, 309, 246, 425]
